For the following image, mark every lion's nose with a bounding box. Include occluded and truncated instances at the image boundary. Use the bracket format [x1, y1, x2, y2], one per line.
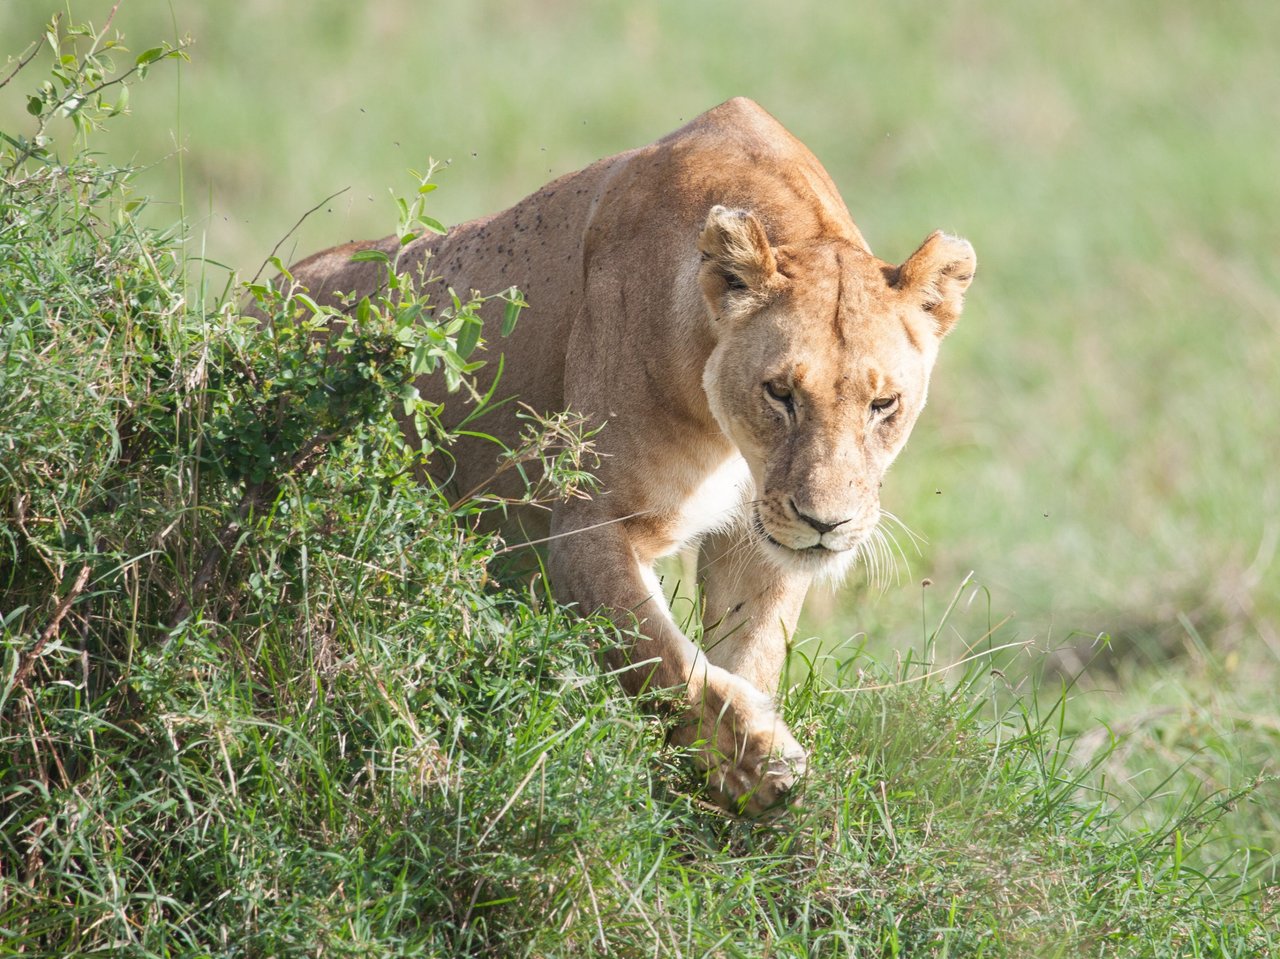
[789, 499, 852, 535]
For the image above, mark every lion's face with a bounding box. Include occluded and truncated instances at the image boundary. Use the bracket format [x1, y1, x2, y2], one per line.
[698, 207, 974, 575]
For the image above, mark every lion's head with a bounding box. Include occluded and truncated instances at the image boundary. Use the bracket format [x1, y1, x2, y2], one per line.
[697, 205, 975, 576]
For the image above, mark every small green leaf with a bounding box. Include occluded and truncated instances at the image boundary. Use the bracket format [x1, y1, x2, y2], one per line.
[349, 249, 389, 264]
[456, 317, 481, 360]
[502, 299, 522, 337]
[136, 46, 166, 66]
[420, 216, 447, 235]
[411, 344, 435, 375]
[108, 85, 129, 117]
[397, 303, 424, 327]
[26, 96, 42, 117]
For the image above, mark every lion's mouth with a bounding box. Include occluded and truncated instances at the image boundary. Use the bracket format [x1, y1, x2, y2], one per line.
[752, 510, 844, 557]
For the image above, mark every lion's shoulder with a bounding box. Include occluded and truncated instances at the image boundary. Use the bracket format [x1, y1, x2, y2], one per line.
[666, 97, 788, 143]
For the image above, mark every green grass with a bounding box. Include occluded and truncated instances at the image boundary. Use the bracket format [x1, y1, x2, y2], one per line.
[2, 5, 1278, 956]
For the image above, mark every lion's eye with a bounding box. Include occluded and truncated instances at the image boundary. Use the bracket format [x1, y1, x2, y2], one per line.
[764, 380, 795, 415]
[871, 394, 899, 416]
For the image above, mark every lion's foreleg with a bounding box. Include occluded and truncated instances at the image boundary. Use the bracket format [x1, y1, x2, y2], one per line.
[547, 520, 805, 814]
[696, 525, 812, 695]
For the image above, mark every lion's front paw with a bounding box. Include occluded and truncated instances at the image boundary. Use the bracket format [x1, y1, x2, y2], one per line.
[709, 721, 808, 817]
[671, 675, 808, 816]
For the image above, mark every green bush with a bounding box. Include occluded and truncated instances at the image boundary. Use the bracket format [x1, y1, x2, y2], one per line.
[1, 16, 1275, 958]
[0, 18, 622, 955]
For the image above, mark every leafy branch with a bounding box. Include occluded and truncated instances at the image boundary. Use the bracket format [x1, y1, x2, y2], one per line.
[1, 12, 188, 186]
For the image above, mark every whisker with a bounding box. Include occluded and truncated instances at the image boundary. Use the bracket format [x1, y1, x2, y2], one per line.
[882, 527, 902, 589]
[873, 529, 892, 591]
[863, 531, 880, 591]
[880, 509, 926, 552]
[865, 512, 916, 586]
[856, 536, 880, 591]
[688, 503, 755, 580]
[874, 526, 904, 585]
[894, 530, 913, 575]
[872, 526, 900, 590]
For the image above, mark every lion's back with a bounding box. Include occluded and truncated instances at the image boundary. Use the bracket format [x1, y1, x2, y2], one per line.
[281, 98, 863, 502]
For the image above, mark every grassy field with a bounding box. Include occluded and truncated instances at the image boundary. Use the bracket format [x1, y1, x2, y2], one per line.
[2, 1, 1278, 954]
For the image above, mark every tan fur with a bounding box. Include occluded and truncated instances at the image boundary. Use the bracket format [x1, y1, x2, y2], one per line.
[286, 98, 975, 814]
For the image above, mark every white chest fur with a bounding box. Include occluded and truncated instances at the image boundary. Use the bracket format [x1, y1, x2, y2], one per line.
[661, 453, 752, 556]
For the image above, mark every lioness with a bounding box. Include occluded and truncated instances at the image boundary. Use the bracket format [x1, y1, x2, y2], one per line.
[288, 97, 975, 814]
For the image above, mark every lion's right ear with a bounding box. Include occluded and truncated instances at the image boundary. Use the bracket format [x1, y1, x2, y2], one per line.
[697, 206, 777, 308]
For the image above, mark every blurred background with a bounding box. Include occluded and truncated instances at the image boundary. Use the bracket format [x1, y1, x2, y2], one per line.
[3, 0, 1277, 831]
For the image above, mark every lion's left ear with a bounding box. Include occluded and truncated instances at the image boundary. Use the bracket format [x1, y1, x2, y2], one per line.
[697, 206, 777, 307]
[894, 231, 976, 336]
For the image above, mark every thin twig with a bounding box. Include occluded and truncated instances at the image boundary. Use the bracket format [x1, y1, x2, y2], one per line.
[250, 188, 350, 285]
[489, 510, 655, 556]
[101, 2, 122, 38]
[13, 563, 92, 689]
[0, 18, 54, 93]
